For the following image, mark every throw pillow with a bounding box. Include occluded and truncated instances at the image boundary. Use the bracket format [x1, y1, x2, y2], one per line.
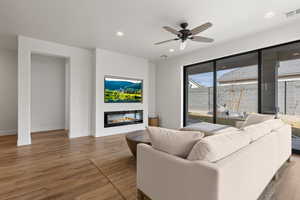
[187, 130, 250, 162]
[147, 127, 204, 158]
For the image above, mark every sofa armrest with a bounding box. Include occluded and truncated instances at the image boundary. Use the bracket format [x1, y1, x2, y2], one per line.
[137, 144, 219, 200]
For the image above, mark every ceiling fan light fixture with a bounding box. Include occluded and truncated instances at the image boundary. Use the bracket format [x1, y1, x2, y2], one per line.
[180, 41, 187, 50]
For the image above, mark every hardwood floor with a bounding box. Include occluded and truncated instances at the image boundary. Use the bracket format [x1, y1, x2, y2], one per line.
[0, 131, 136, 200]
[0, 130, 299, 200]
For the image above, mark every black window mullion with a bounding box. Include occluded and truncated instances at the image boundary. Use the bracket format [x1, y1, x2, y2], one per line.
[213, 61, 217, 124]
[275, 60, 279, 114]
[258, 50, 262, 114]
[183, 67, 188, 127]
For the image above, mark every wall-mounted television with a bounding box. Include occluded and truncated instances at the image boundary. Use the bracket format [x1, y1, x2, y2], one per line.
[104, 76, 143, 103]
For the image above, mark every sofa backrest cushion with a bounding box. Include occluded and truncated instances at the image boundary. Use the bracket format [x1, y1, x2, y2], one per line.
[242, 118, 286, 142]
[147, 127, 204, 158]
[213, 126, 240, 134]
[265, 118, 286, 131]
[187, 130, 251, 162]
[241, 113, 274, 128]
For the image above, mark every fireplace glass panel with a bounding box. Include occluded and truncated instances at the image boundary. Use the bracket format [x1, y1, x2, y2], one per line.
[104, 110, 143, 127]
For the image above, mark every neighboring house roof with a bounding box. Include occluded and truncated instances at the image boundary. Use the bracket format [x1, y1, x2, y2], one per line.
[189, 79, 205, 88]
[218, 59, 300, 84]
[218, 66, 257, 84]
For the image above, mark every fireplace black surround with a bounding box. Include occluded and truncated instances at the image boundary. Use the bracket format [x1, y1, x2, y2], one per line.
[104, 110, 143, 128]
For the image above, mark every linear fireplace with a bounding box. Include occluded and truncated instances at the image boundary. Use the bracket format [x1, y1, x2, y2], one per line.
[104, 110, 143, 128]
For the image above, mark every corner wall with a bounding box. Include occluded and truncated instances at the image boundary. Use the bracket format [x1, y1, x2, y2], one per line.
[0, 49, 17, 135]
[18, 36, 93, 146]
[155, 21, 300, 129]
[93, 49, 149, 137]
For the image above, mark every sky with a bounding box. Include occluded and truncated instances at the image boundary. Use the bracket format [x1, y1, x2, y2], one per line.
[190, 69, 235, 87]
[105, 77, 141, 84]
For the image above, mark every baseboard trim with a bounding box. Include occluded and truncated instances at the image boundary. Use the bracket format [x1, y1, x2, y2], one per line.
[0, 130, 17, 136]
[31, 129, 67, 134]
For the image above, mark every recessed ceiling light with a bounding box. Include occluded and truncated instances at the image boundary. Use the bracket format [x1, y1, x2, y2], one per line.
[169, 49, 175, 52]
[264, 11, 275, 19]
[116, 31, 124, 36]
[293, 52, 300, 56]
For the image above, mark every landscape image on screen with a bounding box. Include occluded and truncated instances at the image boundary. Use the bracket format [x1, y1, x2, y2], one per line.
[104, 77, 143, 103]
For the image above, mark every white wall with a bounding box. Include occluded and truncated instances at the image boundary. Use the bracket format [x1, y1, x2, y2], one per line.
[18, 36, 93, 146]
[148, 62, 156, 117]
[155, 21, 300, 129]
[0, 49, 17, 135]
[31, 54, 66, 132]
[93, 49, 149, 137]
[65, 59, 70, 131]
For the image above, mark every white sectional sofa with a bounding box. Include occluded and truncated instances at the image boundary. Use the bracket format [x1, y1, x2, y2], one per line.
[137, 119, 292, 200]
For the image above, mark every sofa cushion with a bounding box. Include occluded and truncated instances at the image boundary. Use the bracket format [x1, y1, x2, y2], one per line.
[180, 122, 232, 136]
[242, 119, 286, 142]
[265, 118, 286, 131]
[213, 126, 240, 134]
[187, 130, 251, 162]
[147, 127, 204, 158]
[241, 113, 274, 128]
[242, 122, 271, 142]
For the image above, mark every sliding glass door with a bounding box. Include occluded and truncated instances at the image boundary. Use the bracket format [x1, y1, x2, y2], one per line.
[216, 53, 258, 126]
[183, 40, 300, 153]
[262, 41, 300, 153]
[184, 62, 214, 125]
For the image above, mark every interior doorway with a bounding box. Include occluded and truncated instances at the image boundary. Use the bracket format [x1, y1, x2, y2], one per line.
[31, 54, 70, 137]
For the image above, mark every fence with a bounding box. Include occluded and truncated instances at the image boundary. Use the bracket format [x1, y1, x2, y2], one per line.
[188, 80, 300, 116]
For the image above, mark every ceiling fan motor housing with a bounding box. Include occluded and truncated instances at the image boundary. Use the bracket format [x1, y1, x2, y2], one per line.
[179, 23, 192, 42]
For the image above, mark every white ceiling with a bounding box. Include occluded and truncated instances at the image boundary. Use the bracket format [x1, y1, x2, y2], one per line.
[0, 0, 300, 60]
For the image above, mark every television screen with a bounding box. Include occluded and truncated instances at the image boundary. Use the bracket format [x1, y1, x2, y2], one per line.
[104, 77, 143, 103]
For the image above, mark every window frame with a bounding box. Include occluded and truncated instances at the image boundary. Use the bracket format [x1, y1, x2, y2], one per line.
[183, 39, 300, 127]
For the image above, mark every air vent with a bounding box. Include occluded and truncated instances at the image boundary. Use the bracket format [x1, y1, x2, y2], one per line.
[286, 8, 300, 18]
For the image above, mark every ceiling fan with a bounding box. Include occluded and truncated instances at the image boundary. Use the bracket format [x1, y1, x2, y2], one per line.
[155, 22, 214, 50]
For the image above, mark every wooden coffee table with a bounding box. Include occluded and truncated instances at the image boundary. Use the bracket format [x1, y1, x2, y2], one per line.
[126, 130, 151, 157]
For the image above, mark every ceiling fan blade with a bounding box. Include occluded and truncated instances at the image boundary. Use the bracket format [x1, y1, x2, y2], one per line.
[154, 38, 178, 45]
[163, 26, 181, 36]
[190, 22, 213, 35]
[190, 36, 214, 43]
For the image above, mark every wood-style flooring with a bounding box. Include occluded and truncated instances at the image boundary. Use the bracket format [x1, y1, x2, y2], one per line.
[0, 130, 299, 200]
